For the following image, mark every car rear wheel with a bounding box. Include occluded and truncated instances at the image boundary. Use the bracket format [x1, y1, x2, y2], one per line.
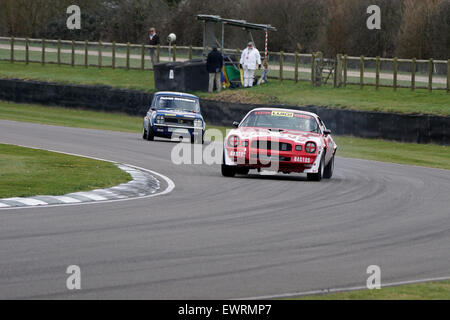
[307, 155, 324, 182]
[323, 155, 335, 179]
[221, 152, 236, 177]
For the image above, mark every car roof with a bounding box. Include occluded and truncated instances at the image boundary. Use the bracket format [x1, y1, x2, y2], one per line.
[155, 91, 199, 99]
[250, 107, 319, 118]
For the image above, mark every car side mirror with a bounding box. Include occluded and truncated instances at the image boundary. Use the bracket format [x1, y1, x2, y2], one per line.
[232, 121, 240, 128]
[324, 129, 332, 136]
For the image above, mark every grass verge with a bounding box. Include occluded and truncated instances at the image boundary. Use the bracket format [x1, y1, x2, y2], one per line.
[0, 143, 131, 198]
[291, 281, 450, 300]
[1, 101, 449, 171]
[1, 61, 449, 116]
[0, 61, 154, 92]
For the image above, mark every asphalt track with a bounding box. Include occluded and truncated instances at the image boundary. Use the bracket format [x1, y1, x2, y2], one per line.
[0, 119, 449, 299]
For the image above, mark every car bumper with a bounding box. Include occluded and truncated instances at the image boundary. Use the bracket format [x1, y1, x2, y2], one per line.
[224, 147, 323, 173]
[152, 125, 204, 137]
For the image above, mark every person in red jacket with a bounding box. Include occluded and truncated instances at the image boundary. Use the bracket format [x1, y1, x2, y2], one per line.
[149, 27, 160, 67]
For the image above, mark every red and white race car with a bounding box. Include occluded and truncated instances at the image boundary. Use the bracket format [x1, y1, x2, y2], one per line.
[222, 108, 337, 181]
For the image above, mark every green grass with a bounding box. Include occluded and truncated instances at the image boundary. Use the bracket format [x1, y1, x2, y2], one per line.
[0, 100, 141, 133]
[0, 61, 154, 91]
[1, 61, 449, 115]
[198, 81, 450, 116]
[291, 281, 450, 300]
[1, 101, 449, 171]
[334, 136, 450, 170]
[0, 143, 131, 198]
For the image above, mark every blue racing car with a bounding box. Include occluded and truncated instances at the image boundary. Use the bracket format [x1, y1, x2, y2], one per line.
[142, 92, 205, 144]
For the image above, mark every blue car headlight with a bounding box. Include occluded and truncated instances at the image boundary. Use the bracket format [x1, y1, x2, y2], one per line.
[194, 119, 203, 128]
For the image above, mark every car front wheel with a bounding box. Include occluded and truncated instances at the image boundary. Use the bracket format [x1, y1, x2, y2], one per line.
[146, 125, 155, 141]
[221, 151, 236, 177]
[307, 155, 324, 182]
[323, 155, 335, 179]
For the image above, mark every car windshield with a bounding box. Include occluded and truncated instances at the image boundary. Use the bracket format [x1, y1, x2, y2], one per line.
[240, 110, 320, 133]
[155, 96, 200, 113]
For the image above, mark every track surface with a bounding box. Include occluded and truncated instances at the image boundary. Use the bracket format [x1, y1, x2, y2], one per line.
[0, 120, 449, 299]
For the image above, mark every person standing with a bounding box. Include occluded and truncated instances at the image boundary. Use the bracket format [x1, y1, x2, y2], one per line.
[148, 27, 160, 67]
[240, 42, 261, 88]
[206, 46, 224, 93]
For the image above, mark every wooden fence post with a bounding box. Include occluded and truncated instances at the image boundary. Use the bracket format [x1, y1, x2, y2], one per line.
[10, 36, 15, 63]
[57, 39, 61, 66]
[294, 51, 299, 83]
[41, 39, 46, 66]
[343, 54, 348, 87]
[375, 56, 380, 90]
[84, 40, 88, 68]
[157, 44, 160, 63]
[189, 45, 193, 61]
[25, 38, 29, 65]
[173, 44, 177, 62]
[393, 57, 398, 91]
[71, 40, 75, 67]
[311, 53, 315, 84]
[360, 56, 364, 89]
[447, 59, 450, 94]
[428, 58, 433, 92]
[98, 40, 102, 69]
[141, 43, 145, 70]
[126, 42, 130, 70]
[112, 41, 116, 69]
[411, 58, 416, 91]
[334, 54, 344, 88]
[279, 51, 284, 82]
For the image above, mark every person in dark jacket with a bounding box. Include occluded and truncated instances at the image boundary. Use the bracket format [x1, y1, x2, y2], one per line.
[206, 46, 224, 93]
[149, 27, 160, 67]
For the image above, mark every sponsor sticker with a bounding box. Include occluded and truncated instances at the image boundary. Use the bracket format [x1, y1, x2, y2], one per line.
[230, 151, 246, 158]
[294, 157, 311, 163]
[271, 111, 294, 118]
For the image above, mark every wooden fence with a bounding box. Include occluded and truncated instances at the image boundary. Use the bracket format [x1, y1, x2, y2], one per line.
[0, 36, 448, 93]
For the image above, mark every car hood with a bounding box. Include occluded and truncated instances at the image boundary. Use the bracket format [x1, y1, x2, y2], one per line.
[230, 127, 322, 144]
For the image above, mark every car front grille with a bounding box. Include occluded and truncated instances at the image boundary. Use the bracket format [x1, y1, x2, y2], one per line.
[250, 140, 292, 152]
[163, 117, 194, 126]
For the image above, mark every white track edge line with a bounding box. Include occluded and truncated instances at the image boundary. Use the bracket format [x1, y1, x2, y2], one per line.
[0, 144, 175, 211]
[235, 276, 450, 300]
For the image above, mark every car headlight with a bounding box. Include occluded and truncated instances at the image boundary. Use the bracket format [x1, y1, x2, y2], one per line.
[194, 119, 203, 128]
[155, 115, 164, 124]
[227, 135, 240, 148]
[305, 142, 317, 154]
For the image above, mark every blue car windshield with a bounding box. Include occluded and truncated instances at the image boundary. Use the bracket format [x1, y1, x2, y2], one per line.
[155, 96, 200, 113]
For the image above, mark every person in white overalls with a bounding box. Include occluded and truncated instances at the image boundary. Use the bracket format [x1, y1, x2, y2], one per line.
[240, 42, 262, 88]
